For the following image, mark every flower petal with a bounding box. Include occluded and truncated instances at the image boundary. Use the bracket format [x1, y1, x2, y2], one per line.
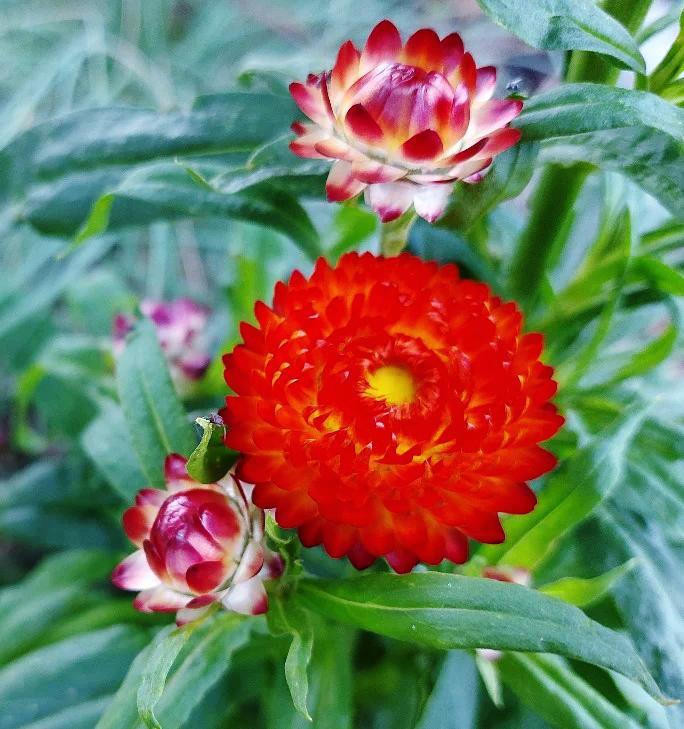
[134, 586, 189, 613]
[442, 32, 464, 74]
[480, 127, 522, 156]
[475, 66, 497, 104]
[345, 103, 384, 144]
[401, 129, 443, 162]
[185, 560, 226, 593]
[175, 604, 212, 627]
[223, 575, 268, 615]
[402, 28, 443, 72]
[326, 161, 367, 202]
[471, 98, 523, 138]
[289, 82, 332, 127]
[351, 160, 405, 184]
[412, 183, 453, 223]
[232, 541, 265, 584]
[112, 550, 160, 591]
[314, 137, 361, 162]
[361, 20, 402, 73]
[365, 181, 415, 222]
[331, 40, 361, 105]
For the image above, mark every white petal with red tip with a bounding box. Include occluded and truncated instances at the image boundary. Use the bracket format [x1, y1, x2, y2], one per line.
[361, 20, 402, 73]
[480, 127, 522, 156]
[223, 575, 268, 615]
[232, 541, 265, 584]
[314, 137, 361, 162]
[326, 161, 367, 202]
[471, 98, 523, 138]
[475, 66, 497, 104]
[134, 586, 189, 613]
[176, 604, 212, 627]
[351, 160, 405, 184]
[290, 128, 330, 159]
[449, 156, 493, 181]
[365, 182, 415, 223]
[289, 82, 332, 128]
[413, 183, 453, 222]
[112, 550, 160, 591]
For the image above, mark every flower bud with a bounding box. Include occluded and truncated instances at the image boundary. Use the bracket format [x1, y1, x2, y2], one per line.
[113, 298, 211, 388]
[112, 454, 283, 625]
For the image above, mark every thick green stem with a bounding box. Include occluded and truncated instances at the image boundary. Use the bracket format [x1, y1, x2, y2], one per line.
[509, 0, 653, 307]
[379, 211, 417, 256]
[508, 164, 591, 303]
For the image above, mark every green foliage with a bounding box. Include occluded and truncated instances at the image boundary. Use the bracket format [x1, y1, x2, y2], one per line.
[1, 1, 683, 728]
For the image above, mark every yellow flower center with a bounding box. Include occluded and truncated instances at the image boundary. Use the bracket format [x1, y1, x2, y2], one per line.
[365, 365, 416, 405]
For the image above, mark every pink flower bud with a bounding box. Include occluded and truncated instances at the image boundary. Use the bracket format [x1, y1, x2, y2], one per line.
[113, 298, 211, 388]
[112, 454, 280, 625]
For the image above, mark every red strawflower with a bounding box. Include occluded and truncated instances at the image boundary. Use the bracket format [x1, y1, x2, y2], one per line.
[222, 253, 563, 573]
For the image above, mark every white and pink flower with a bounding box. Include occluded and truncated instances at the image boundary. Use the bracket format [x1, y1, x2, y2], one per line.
[113, 298, 211, 386]
[112, 454, 283, 626]
[289, 19, 523, 223]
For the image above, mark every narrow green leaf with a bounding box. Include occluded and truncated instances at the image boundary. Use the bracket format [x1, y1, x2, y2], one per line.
[608, 325, 678, 384]
[416, 652, 478, 729]
[476, 0, 646, 72]
[479, 404, 648, 569]
[539, 560, 637, 607]
[515, 85, 684, 215]
[137, 627, 188, 729]
[80, 401, 147, 500]
[269, 597, 314, 721]
[296, 573, 664, 701]
[73, 193, 114, 244]
[499, 652, 642, 729]
[631, 256, 684, 296]
[153, 616, 252, 729]
[116, 320, 196, 486]
[186, 417, 236, 484]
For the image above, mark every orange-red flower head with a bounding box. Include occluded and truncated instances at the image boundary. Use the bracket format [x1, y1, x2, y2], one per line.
[289, 19, 523, 222]
[222, 253, 563, 573]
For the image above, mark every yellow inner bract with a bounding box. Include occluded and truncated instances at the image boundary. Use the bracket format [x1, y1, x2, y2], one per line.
[365, 365, 416, 406]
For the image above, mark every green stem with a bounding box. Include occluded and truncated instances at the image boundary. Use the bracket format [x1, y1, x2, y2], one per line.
[379, 211, 417, 256]
[508, 164, 591, 303]
[509, 0, 653, 308]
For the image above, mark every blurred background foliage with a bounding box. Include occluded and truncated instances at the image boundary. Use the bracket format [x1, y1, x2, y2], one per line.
[0, 1, 683, 728]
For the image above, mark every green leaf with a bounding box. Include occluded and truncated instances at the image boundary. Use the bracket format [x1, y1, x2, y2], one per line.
[80, 401, 147, 501]
[416, 652, 478, 729]
[499, 652, 642, 729]
[116, 320, 196, 487]
[631, 256, 684, 296]
[0, 92, 322, 257]
[476, 0, 645, 72]
[137, 626, 189, 729]
[479, 404, 648, 569]
[186, 417, 236, 483]
[152, 616, 252, 729]
[268, 596, 314, 720]
[608, 325, 678, 384]
[75, 164, 321, 261]
[296, 573, 664, 700]
[0, 626, 147, 729]
[515, 84, 684, 215]
[539, 560, 637, 607]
